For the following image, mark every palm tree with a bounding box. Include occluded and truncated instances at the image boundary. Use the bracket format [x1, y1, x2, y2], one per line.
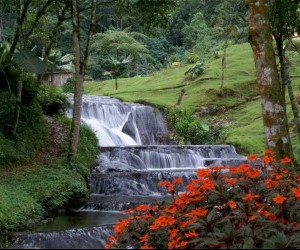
[92, 28, 150, 90]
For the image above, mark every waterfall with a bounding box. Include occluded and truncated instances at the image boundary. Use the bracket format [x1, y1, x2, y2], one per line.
[10, 95, 247, 249]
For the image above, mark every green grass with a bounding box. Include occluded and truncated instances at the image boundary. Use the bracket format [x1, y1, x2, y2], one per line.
[0, 116, 98, 245]
[84, 42, 300, 157]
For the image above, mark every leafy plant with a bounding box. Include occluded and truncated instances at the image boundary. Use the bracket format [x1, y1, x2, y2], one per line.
[165, 108, 225, 144]
[184, 63, 205, 80]
[37, 86, 70, 116]
[62, 76, 75, 93]
[105, 151, 300, 249]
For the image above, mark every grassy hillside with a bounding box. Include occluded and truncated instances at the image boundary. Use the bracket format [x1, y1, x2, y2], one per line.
[84, 42, 300, 157]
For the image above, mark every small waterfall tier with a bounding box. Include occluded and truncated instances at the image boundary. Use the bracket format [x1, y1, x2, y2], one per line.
[67, 95, 170, 146]
[87, 144, 247, 211]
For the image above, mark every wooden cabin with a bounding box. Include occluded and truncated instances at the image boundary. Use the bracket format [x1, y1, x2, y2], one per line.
[42, 71, 73, 87]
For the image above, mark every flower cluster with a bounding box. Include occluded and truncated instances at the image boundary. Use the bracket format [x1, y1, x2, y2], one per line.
[105, 150, 300, 249]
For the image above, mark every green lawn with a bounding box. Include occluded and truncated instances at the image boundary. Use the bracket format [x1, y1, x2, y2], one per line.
[84, 42, 300, 157]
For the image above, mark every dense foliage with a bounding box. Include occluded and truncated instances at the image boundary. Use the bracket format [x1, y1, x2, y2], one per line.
[0, 116, 98, 245]
[165, 108, 225, 145]
[106, 151, 299, 249]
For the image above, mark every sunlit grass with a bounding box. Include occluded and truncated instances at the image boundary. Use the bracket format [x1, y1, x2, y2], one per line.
[84, 42, 300, 157]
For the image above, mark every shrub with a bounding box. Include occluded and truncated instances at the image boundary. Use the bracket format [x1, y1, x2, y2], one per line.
[105, 151, 300, 249]
[165, 108, 225, 145]
[37, 86, 70, 116]
[62, 76, 75, 93]
[184, 63, 205, 80]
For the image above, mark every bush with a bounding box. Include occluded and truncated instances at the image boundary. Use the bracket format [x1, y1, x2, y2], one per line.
[62, 76, 75, 93]
[184, 63, 205, 80]
[165, 108, 225, 145]
[37, 86, 70, 116]
[106, 151, 299, 249]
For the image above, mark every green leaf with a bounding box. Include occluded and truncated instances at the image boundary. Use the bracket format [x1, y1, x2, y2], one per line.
[13, 49, 47, 74]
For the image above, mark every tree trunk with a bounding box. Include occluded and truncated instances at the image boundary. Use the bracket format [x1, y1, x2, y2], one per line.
[13, 0, 25, 134]
[220, 45, 227, 96]
[13, 67, 23, 134]
[175, 88, 185, 108]
[245, 0, 294, 160]
[285, 57, 300, 143]
[68, 0, 96, 162]
[115, 77, 118, 90]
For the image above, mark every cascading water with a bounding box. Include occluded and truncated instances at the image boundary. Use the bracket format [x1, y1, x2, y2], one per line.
[9, 95, 247, 249]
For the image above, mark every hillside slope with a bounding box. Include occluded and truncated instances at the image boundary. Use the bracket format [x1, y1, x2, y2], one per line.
[84, 43, 300, 157]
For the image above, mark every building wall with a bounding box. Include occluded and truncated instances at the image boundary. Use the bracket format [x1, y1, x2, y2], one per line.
[43, 73, 73, 87]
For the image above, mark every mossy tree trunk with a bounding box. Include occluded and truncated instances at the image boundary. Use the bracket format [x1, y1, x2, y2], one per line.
[245, 0, 294, 160]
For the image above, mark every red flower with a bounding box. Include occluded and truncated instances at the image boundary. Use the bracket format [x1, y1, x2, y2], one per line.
[135, 204, 149, 212]
[292, 187, 300, 198]
[197, 168, 210, 178]
[237, 164, 251, 172]
[262, 155, 275, 164]
[280, 157, 292, 163]
[140, 245, 154, 249]
[185, 208, 208, 217]
[246, 170, 260, 179]
[247, 154, 258, 160]
[242, 193, 260, 201]
[265, 179, 278, 188]
[139, 234, 149, 243]
[227, 200, 237, 209]
[185, 231, 199, 238]
[272, 194, 287, 204]
[223, 177, 237, 186]
[265, 149, 275, 155]
[172, 177, 183, 184]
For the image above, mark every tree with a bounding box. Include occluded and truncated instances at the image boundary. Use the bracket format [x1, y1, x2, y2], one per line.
[268, 0, 300, 143]
[92, 28, 150, 90]
[68, 0, 96, 162]
[245, 0, 294, 161]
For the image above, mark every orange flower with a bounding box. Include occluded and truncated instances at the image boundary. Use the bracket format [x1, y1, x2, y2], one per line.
[114, 219, 130, 234]
[135, 204, 149, 212]
[167, 184, 175, 193]
[224, 177, 237, 186]
[272, 194, 287, 204]
[185, 231, 199, 238]
[265, 149, 275, 155]
[172, 177, 183, 184]
[280, 157, 292, 163]
[139, 234, 149, 243]
[247, 154, 258, 160]
[150, 215, 176, 230]
[260, 211, 276, 221]
[168, 238, 181, 249]
[185, 208, 208, 217]
[227, 200, 237, 209]
[262, 155, 275, 164]
[174, 198, 185, 208]
[168, 229, 179, 240]
[140, 245, 154, 249]
[246, 169, 260, 179]
[237, 164, 251, 172]
[242, 193, 260, 201]
[164, 205, 177, 214]
[197, 168, 210, 178]
[179, 220, 188, 228]
[249, 215, 257, 221]
[265, 179, 278, 188]
[201, 179, 215, 190]
[292, 187, 300, 198]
